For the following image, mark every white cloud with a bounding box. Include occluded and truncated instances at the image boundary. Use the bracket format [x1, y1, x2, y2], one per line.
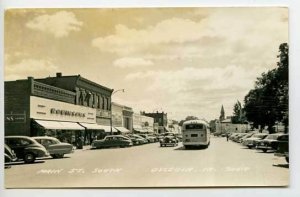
[92, 18, 204, 55]
[5, 59, 58, 80]
[113, 57, 153, 68]
[26, 11, 83, 38]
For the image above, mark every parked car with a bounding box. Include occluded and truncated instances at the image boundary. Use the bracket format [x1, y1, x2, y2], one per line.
[160, 133, 178, 147]
[5, 136, 49, 163]
[242, 133, 268, 149]
[239, 133, 255, 143]
[176, 134, 183, 142]
[125, 134, 146, 145]
[139, 134, 157, 143]
[232, 133, 247, 143]
[5, 144, 18, 163]
[256, 133, 288, 153]
[32, 136, 73, 158]
[274, 134, 289, 163]
[229, 133, 239, 140]
[147, 134, 159, 142]
[91, 135, 133, 149]
[132, 134, 148, 144]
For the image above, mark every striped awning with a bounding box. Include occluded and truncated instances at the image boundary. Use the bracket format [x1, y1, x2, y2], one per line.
[34, 120, 84, 130]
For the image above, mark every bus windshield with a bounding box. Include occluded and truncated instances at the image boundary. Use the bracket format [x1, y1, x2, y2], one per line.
[185, 124, 204, 130]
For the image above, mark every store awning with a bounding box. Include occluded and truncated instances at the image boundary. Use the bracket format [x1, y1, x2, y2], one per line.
[145, 127, 154, 133]
[34, 120, 84, 130]
[79, 123, 106, 130]
[97, 125, 118, 133]
[115, 127, 131, 133]
[133, 125, 143, 133]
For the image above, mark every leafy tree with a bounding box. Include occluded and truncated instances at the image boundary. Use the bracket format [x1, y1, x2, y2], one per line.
[244, 43, 288, 133]
[179, 116, 199, 126]
[232, 100, 246, 124]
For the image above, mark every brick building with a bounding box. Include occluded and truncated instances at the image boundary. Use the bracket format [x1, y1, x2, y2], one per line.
[141, 111, 168, 133]
[4, 73, 115, 145]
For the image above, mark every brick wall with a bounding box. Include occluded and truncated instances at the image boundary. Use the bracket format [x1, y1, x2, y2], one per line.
[4, 80, 31, 136]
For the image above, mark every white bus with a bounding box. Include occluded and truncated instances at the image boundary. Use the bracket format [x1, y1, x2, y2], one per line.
[182, 120, 210, 149]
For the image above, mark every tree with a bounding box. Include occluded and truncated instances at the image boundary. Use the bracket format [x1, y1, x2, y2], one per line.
[231, 100, 246, 124]
[244, 43, 289, 133]
[179, 116, 199, 126]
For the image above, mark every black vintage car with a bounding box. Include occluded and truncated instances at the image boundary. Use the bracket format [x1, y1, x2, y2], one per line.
[256, 133, 288, 153]
[5, 144, 17, 163]
[5, 136, 49, 163]
[159, 133, 178, 147]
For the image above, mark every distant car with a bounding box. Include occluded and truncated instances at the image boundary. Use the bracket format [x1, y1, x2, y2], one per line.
[5, 136, 49, 163]
[176, 134, 183, 142]
[239, 133, 255, 143]
[274, 135, 289, 163]
[132, 134, 148, 144]
[5, 144, 17, 163]
[139, 134, 156, 143]
[242, 133, 268, 149]
[232, 133, 247, 143]
[256, 133, 288, 153]
[160, 133, 178, 147]
[32, 136, 73, 158]
[213, 132, 222, 137]
[147, 134, 159, 142]
[125, 134, 147, 145]
[229, 133, 239, 140]
[91, 135, 133, 149]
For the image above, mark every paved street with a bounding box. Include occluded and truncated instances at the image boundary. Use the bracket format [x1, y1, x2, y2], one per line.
[5, 136, 288, 188]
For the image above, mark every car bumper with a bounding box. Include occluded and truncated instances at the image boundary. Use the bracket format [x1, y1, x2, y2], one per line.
[275, 152, 288, 157]
[256, 146, 273, 150]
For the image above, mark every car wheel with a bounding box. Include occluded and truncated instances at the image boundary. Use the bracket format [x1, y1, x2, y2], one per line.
[24, 153, 36, 163]
[285, 157, 289, 163]
[51, 154, 57, 158]
[247, 145, 252, 149]
[56, 154, 64, 158]
[262, 149, 267, 153]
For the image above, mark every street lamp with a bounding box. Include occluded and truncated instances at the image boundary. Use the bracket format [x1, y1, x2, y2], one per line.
[110, 89, 125, 135]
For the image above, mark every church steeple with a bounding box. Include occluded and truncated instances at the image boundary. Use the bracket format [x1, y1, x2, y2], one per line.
[219, 105, 225, 121]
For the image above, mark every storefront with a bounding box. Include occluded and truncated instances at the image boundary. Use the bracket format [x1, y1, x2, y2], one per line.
[30, 96, 98, 146]
[5, 74, 115, 146]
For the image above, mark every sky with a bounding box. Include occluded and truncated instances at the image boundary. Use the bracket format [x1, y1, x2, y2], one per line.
[4, 8, 288, 121]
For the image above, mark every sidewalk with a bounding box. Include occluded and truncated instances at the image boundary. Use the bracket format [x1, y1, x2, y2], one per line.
[73, 145, 91, 151]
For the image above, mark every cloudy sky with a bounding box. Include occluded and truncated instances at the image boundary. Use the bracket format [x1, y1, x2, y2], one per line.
[4, 8, 288, 121]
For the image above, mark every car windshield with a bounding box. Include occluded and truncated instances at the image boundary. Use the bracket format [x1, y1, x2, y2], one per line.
[265, 135, 280, 140]
[253, 134, 267, 139]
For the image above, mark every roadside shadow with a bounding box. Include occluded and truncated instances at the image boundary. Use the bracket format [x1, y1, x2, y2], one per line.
[255, 151, 275, 154]
[174, 146, 207, 151]
[5, 160, 45, 166]
[273, 163, 289, 168]
[38, 156, 71, 160]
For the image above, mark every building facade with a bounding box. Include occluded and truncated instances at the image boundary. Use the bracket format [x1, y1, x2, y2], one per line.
[5, 73, 114, 145]
[141, 111, 168, 133]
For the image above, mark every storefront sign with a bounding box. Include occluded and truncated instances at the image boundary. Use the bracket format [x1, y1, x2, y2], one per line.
[50, 108, 85, 117]
[30, 96, 96, 123]
[5, 114, 26, 123]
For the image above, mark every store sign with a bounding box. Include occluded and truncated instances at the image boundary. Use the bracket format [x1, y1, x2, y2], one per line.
[50, 108, 85, 117]
[30, 96, 96, 123]
[5, 114, 26, 123]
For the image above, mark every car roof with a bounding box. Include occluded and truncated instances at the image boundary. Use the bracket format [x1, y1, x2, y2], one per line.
[32, 136, 58, 140]
[5, 136, 33, 139]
